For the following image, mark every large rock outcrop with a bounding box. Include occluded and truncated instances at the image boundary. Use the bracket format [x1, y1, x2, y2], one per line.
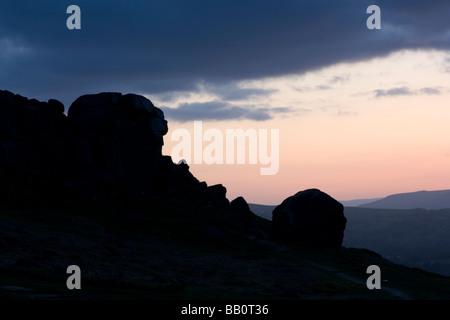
[272, 189, 347, 247]
[0, 90, 230, 209]
[67, 92, 168, 193]
[0, 90, 69, 187]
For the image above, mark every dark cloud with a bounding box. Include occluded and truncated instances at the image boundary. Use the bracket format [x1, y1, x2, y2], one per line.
[270, 107, 294, 114]
[202, 82, 277, 101]
[0, 0, 449, 114]
[292, 86, 312, 93]
[316, 85, 333, 91]
[374, 86, 442, 97]
[293, 85, 334, 92]
[150, 82, 276, 104]
[374, 87, 413, 97]
[445, 56, 450, 72]
[420, 87, 441, 95]
[328, 75, 351, 84]
[163, 101, 292, 122]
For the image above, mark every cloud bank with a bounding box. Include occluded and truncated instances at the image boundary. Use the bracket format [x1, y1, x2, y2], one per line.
[374, 86, 442, 97]
[163, 101, 293, 122]
[0, 0, 449, 119]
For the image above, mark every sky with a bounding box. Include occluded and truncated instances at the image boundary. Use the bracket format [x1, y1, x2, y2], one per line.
[1, 0, 450, 204]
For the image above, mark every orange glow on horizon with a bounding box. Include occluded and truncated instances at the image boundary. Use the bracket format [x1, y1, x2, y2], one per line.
[160, 49, 450, 205]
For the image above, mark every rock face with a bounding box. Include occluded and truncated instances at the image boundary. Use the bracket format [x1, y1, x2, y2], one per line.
[0, 90, 69, 187]
[272, 189, 347, 247]
[230, 196, 261, 227]
[0, 90, 230, 209]
[67, 92, 168, 193]
[230, 196, 251, 213]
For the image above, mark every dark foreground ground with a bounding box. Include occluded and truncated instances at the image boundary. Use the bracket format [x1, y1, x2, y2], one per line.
[1, 195, 450, 302]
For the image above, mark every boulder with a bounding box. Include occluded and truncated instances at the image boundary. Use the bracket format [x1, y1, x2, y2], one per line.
[230, 196, 261, 227]
[230, 196, 251, 213]
[0, 91, 68, 183]
[272, 189, 346, 247]
[119, 93, 156, 114]
[66, 92, 168, 193]
[47, 99, 65, 114]
[204, 184, 229, 207]
[0, 90, 15, 106]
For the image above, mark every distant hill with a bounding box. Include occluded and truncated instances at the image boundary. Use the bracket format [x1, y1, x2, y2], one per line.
[339, 198, 383, 207]
[360, 189, 450, 210]
[249, 204, 276, 220]
[344, 206, 450, 277]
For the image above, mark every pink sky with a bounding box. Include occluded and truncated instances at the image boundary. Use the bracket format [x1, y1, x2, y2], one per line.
[160, 49, 450, 205]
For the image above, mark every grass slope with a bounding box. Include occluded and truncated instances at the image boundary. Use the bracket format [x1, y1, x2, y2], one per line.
[1, 196, 450, 300]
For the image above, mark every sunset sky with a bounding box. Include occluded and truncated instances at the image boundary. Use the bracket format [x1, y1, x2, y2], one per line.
[161, 49, 450, 204]
[1, 0, 450, 204]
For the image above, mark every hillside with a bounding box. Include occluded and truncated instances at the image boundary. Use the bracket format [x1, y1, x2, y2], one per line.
[2, 90, 450, 304]
[2, 197, 450, 302]
[360, 189, 450, 210]
[250, 203, 450, 277]
[248, 204, 275, 221]
[343, 206, 450, 276]
[339, 198, 383, 207]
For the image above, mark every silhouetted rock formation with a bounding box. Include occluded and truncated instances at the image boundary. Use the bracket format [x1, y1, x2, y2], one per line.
[230, 196, 251, 213]
[229, 196, 262, 227]
[0, 90, 69, 189]
[67, 92, 168, 194]
[0, 90, 230, 210]
[272, 189, 347, 247]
